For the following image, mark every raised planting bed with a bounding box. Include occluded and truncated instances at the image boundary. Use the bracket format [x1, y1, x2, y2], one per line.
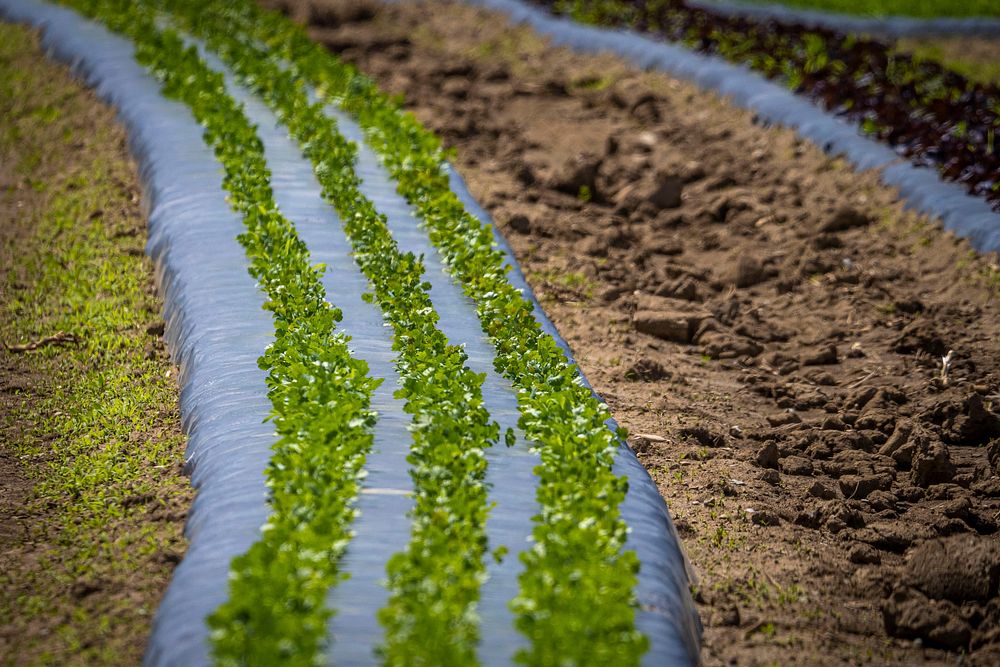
[160, 1, 688, 662]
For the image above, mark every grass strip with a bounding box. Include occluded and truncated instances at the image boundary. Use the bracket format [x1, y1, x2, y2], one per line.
[0, 21, 189, 665]
[154, 3, 505, 663]
[49, 1, 385, 664]
[178, 2, 649, 664]
[714, 0, 1000, 19]
[896, 36, 1000, 87]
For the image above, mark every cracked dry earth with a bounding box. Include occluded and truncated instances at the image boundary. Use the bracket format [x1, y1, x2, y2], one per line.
[271, 1, 1000, 664]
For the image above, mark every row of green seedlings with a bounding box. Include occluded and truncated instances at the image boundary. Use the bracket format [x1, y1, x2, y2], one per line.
[54, 1, 381, 665]
[169, 1, 649, 664]
[155, 10, 505, 665]
[133, 0, 503, 664]
[59, 0, 500, 664]
[155, 16, 504, 667]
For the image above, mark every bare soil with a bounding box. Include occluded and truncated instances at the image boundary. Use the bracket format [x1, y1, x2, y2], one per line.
[278, 1, 1000, 664]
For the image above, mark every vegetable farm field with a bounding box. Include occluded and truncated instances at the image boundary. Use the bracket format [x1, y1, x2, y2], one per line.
[2, 0, 1000, 666]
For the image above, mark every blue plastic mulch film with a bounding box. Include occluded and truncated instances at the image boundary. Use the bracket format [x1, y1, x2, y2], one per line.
[688, 0, 1000, 38]
[1, 0, 702, 664]
[459, 0, 1000, 254]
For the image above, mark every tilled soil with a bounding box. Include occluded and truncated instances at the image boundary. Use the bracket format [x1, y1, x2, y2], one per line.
[277, 1, 1000, 663]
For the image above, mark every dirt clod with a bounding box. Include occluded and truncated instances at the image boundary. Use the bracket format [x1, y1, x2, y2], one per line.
[801, 344, 838, 366]
[755, 442, 780, 469]
[780, 455, 813, 476]
[549, 152, 602, 197]
[883, 586, 972, 650]
[624, 357, 671, 382]
[911, 440, 956, 487]
[839, 473, 892, 500]
[849, 543, 882, 565]
[808, 480, 838, 500]
[819, 206, 872, 233]
[645, 174, 683, 210]
[906, 535, 1000, 603]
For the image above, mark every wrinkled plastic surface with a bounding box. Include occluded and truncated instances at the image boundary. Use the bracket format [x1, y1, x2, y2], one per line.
[460, 0, 1000, 253]
[689, 0, 1000, 38]
[0, 1, 278, 666]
